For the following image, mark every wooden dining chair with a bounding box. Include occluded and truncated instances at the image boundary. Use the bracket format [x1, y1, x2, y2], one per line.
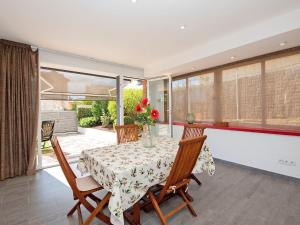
[181, 124, 206, 186]
[148, 136, 207, 225]
[51, 136, 112, 225]
[115, 124, 139, 144]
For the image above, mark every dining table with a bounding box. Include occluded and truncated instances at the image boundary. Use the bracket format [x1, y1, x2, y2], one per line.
[77, 136, 215, 225]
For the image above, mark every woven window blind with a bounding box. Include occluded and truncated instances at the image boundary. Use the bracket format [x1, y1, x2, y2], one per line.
[265, 54, 300, 128]
[188, 73, 214, 121]
[171, 48, 300, 130]
[221, 63, 262, 125]
[172, 79, 187, 121]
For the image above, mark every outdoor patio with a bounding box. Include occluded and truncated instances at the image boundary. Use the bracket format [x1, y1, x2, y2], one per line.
[42, 127, 117, 167]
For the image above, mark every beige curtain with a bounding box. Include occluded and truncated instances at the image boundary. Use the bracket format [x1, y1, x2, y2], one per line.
[0, 39, 39, 180]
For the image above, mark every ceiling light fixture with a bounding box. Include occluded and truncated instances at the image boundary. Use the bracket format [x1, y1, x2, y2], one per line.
[131, 0, 137, 3]
[230, 56, 236, 60]
[180, 25, 186, 30]
[280, 42, 287, 46]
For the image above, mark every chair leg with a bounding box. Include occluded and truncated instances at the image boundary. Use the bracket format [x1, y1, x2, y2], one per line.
[178, 189, 197, 217]
[87, 193, 102, 204]
[185, 191, 194, 202]
[191, 173, 202, 186]
[149, 192, 168, 225]
[67, 201, 81, 216]
[77, 203, 83, 225]
[83, 192, 111, 225]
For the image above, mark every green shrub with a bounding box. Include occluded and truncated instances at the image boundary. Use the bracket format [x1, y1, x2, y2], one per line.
[101, 115, 110, 127]
[107, 88, 142, 121]
[111, 117, 134, 126]
[124, 116, 134, 125]
[124, 88, 143, 118]
[92, 101, 108, 120]
[79, 117, 100, 127]
[77, 107, 93, 120]
[79, 117, 98, 127]
[108, 101, 117, 121]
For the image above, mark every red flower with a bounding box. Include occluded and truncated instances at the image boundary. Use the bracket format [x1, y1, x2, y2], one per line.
[151, 109, 160, 120]
[141, 98, 149, 107]
[135, 103, 142, 113]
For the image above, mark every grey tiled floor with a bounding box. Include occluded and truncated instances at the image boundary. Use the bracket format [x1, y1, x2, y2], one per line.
[0, 160, 299, 225]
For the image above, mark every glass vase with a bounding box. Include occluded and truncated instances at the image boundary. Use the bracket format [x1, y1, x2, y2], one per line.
[142, 125, 156, 148]
[186, 113, 195, 124]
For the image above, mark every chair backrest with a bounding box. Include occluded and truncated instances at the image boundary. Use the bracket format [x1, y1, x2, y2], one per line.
[181, 124, 206, 140]
[41, 120, 55, 142]
[159, 136, 207, 201]
[51, 136, 103, 215]
[115, 124, 139, 144]
[51, 136, 78, 192]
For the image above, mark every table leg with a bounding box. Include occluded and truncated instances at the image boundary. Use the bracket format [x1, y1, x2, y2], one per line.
[124, 202, 141, 225]
[133, 202, 141, 225]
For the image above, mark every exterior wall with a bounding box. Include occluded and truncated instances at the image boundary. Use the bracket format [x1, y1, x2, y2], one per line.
[170, 124, 300, 179]
[40, 100, 65, 111]
[41, 111, 78, 133]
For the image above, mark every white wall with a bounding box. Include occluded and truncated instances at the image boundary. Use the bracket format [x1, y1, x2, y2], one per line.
[171, 125, 300, 179]
[39, 49, 144, 78]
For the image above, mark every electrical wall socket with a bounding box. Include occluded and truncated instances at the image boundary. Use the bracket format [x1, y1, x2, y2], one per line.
[278, 159, 297, 166]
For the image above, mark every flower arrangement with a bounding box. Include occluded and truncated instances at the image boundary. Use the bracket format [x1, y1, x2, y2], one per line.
[135, 98, 160, 125]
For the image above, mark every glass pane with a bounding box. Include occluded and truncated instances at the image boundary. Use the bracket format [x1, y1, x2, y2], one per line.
[149, 80, 169, 123]
[40, 68, 118, 168]
[188, 73, 214, 122]
[41, 68, 118, 100]
[172, 79, 187, 122]
[149, 79, 170, 136]
[221, 63, 262, 124]
[265, 53, 300, 127]
[221, 69, 237, 122]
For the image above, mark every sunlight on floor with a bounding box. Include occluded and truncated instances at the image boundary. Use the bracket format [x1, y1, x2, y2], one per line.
[44, 163, 82, 187]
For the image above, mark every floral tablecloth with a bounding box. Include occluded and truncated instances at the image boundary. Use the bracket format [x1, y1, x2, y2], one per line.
[77, 136, 215, 225]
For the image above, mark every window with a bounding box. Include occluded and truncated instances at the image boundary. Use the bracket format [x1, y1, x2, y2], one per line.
[171, 48, 300, 131]
[149, 79, 171, 136]
[172, 79, 187, 122]
[149, 79, 169, 123]
[40, 68, 118, 101]
[221, 63, 262, 124]
[265, 54, 300, 128]
[188, 73, 214, 121]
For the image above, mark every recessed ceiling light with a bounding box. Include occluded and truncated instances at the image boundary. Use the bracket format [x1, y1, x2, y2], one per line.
[230, 56, 236, 60]
[280, 42, 287, 46]
[180, 25, 186, 30]
[131, 0, 137, 3]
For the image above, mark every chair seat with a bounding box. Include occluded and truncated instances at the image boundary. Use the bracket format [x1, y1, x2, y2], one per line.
[159, 180, 166, 186]
[76, 175, 102, 192]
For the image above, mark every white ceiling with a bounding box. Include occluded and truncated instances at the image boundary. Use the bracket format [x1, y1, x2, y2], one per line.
[1, 0, 300, 78]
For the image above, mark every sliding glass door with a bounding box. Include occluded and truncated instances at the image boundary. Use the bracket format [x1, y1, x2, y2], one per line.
[37, 68, 117, 168]
[148, 77, 172, 136]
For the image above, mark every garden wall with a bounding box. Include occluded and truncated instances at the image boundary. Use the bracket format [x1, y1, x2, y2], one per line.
[41, 111, 78, 133]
